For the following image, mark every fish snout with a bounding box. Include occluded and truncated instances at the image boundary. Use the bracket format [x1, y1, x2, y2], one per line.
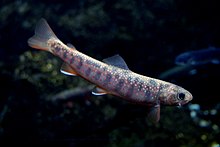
[178, 90, 193, 106]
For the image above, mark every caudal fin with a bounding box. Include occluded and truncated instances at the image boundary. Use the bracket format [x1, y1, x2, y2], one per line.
[27, 18, 58, 51]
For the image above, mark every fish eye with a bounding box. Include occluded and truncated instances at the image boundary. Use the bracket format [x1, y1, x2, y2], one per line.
[178, 93, 185, 100]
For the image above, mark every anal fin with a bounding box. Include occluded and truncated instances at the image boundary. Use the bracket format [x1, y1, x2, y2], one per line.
[60, 62, 78, 76]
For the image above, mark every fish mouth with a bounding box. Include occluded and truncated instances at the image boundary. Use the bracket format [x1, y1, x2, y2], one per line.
[186, 95, 193, 103]
[178, 99, 192, 106]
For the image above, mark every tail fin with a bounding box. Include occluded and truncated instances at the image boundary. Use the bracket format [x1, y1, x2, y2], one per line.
[27, 18, 58, 51]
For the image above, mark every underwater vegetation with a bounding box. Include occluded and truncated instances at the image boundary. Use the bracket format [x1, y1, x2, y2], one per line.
[0, 0, 220, 146]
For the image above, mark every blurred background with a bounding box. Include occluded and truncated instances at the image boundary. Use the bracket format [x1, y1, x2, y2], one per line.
[0, 0, 220, 146]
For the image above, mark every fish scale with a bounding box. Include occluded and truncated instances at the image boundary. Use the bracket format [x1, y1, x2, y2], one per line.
[27, 18, 193, 123]
[58, 48, 158, 104]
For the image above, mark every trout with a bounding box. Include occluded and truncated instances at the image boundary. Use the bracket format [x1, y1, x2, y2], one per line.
[28, 19, 193, 122]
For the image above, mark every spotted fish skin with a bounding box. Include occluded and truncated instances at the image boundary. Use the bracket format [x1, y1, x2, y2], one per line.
[45, 37, 160, 104]
[28, 19, 193, 122]
[48, 40, 160, 104]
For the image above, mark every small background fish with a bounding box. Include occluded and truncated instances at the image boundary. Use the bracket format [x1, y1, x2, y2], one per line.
[0, 1, 220, 146]
[175, 47, 220, 65]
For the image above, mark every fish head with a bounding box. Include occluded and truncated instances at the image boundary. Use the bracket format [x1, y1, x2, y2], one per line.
[158, 84, 193, 106]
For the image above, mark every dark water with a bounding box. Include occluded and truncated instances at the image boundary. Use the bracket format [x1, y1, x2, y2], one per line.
[0, 0, 220, 146]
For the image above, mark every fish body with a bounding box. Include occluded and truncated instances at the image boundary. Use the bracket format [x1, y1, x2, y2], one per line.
[28, 19, 193, 122]
[175, 47, 220, 66]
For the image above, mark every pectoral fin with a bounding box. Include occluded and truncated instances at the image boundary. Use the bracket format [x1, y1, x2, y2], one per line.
[147, 104, 160, 123]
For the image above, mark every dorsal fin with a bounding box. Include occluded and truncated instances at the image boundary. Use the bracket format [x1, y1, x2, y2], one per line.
[103, 54, 129, 70]
[60, 62, 78, 76]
